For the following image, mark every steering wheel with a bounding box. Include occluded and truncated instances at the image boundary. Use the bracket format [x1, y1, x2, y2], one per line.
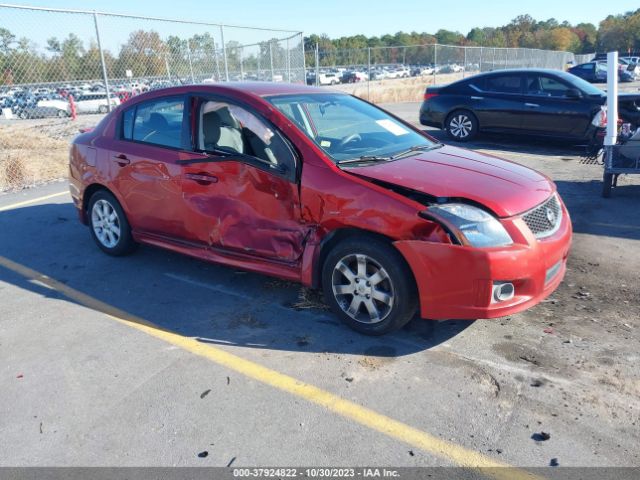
[338, 133, 362, 149]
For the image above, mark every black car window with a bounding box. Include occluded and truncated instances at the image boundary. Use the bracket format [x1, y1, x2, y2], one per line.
[526, 75, 572, 97]
[122, 97, 185, 148]
[484, 75, 521, 94]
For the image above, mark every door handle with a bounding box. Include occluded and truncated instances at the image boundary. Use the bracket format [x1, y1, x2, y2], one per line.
[113, 154, 130, 166]
[185, 173, 218, 185]
[525, 103, 540, 108]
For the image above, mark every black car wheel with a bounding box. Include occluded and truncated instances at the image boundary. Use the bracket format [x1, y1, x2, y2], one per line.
[446, 110, 478, 142]
[322, 237, 418, 335]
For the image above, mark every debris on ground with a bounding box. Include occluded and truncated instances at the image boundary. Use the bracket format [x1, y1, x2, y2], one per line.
[532, 432, 551, 441]
[197, 451, 208, 458]
[296, 336, 310, 347]
[290, 288, 330, 311]
[200, 389, 211, 399]
[530, 379, 544, 387]
[543, 328, 554, 334]
[550, 458, 559, 466]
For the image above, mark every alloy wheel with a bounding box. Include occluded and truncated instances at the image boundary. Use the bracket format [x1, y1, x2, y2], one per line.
[331, 253, 395, 324]
[449, 114, 473, 138]
[91, 199, 121, 248]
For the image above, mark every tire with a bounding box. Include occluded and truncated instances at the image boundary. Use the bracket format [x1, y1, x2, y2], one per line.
[18, 111, 27, 119]
[88, 190, 136, 256]
[321, 237, 418, 335]
[56, 109, 66, 118]
[445, 109, 478, 142]
[98, 105, 108, 114]
[602, 172, 614, 198]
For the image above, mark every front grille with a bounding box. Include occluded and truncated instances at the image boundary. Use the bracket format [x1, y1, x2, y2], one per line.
[522, 195, 562, 239]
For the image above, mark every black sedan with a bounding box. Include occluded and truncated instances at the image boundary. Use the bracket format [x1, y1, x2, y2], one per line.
[420, 69, 608, 142]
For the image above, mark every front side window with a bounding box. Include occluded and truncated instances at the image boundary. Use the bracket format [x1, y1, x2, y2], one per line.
[197, 100, 295, 170]
[122, 97, 184, 148]
[267, 93, 435, 163]
[526, 76, 571, 97]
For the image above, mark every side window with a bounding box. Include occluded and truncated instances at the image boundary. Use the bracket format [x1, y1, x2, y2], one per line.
[539, 77, 571, 97]
[129, 97, 185, 148]
[122, 108, 135, 140]
[485, 75, 521, 94]
[198, 100, 295, 172]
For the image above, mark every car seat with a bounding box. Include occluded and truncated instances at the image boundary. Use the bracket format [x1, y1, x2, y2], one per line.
[202, 108, 245, 153]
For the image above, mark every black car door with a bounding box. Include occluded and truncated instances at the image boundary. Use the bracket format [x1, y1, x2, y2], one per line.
[469, 73, 525, 131]
[521, 73, 592, 138]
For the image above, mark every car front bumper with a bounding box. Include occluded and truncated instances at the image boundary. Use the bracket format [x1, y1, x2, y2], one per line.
[394, 203, 572, 320]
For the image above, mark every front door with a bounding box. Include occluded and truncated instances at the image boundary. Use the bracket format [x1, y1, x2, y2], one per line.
[180, 98, 309, 262]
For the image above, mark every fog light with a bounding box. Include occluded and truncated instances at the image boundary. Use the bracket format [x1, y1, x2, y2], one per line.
[492, 282, 515, 303]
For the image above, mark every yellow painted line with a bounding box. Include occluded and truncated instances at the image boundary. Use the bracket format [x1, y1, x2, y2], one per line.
[0, 254, 540, 480]
[0, 191, 69, 212]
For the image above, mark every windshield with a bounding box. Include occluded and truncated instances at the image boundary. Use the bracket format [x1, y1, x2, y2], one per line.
[267, 93, 434, 163]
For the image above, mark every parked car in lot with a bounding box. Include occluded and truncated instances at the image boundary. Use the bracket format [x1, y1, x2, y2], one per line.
[70, 83, 571, 335]
[16, 105, 68, 119]
[569, 62, 634, 83]
[420, 69, 609, 142]
[318, 72, 341, 85]
[73, 92, 120, 114]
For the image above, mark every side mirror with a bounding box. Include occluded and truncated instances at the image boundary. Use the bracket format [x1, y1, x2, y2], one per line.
[566, 88, 583, 99]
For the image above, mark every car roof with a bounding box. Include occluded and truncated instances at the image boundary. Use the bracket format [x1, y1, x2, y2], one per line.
[125, 82, 336, 104]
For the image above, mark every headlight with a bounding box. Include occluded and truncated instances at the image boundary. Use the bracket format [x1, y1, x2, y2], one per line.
[427, 203, 513, 248]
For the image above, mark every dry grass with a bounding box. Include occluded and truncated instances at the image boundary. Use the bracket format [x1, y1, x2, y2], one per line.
[329, 72, 464, 103]
[0, 122, 69, 191]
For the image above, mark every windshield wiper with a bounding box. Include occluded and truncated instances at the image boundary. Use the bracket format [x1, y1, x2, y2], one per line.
[336, 155, 392, 165]
[391, 143, 443, 159]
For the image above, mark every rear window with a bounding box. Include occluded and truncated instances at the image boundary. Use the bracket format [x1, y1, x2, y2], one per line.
[484, 75, 522, 94]
[121, 96, 185, 149]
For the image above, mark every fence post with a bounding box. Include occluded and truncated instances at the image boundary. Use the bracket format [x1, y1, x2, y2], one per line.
[479, 47, 483, 72]
[220, 25, 229, 81]
[286, 37, 291, 83]
[92, 12, 112, 112]
[463, 47, 467, 78]
[433, 44, 437, 84]
[269, 41, 274, 81]
[315, 43, 319, 87]
[239, 46, 244, 81]
[164, 54, 171, 80]
[187, 42, 195, 83]
[367, 47, 371, 101]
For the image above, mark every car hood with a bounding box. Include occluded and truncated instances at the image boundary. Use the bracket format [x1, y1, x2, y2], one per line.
[342, 145, 554, 217]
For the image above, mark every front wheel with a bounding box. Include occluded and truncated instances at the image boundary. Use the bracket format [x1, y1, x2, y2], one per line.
[446, 110, 478, 142]
[88, 190, 136, 256]
[322, 237, 417, 335]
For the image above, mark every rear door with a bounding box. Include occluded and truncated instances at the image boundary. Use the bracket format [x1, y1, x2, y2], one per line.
[469, 73, 525, 130]
[521, 73, 592, 137]
[109, 95, 193, 239]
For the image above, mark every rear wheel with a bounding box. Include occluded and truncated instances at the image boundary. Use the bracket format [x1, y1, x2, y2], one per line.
[446, 109, 478, 142]
[88, 190, 136, 256]
[322, 237, 417, 335]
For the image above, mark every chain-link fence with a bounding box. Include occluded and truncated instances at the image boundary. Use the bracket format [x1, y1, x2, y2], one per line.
[0, 4, 304, 118]
[306, 43, 596, 102]
[0, 4, 304, 191]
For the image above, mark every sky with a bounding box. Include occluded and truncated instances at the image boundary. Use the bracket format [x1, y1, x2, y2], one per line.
[3, 0, 639, 39]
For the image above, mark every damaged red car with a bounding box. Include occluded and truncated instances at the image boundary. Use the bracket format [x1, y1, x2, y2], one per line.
[69, 83, 572, 335]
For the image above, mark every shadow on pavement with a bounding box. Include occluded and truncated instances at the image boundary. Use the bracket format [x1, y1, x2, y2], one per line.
[0, 202, 472, 358]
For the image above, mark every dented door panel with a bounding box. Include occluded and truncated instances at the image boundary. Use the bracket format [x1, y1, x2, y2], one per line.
[181, 157, 310, 263]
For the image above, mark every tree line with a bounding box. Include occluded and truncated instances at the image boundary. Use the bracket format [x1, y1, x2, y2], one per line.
[304, 9, 640, 65]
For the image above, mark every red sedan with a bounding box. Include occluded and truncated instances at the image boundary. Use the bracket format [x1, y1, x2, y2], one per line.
[69, 83, 571, 335]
